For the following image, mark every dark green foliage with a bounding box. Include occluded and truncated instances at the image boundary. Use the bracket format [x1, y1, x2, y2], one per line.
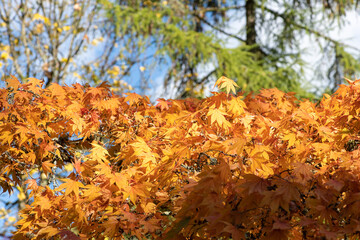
[100, 0, 360, 99]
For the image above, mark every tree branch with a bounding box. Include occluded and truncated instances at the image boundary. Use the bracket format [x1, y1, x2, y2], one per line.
[192, 13, 245, 42]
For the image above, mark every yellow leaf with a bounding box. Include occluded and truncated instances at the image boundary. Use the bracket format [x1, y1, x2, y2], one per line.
[63, 26, 71, 31]
[0, 52, 11, 60]
[55, 149, 63, 160]
[37, 226, 59, 238]
[283, 132, 297, 147]
[144, 202, 157, 214]
[32, 13, 44, 21]
[56, 179, 84, 198]
[73, 72, 82, 79]
[34, 23, 44, 34]
[17, 192, 26, 201]
[139, 66, 146, 72]
[29, 168, 38, 176]
[74, 3, 81, 11]
[207, 105, 232, 129]
[107, 66, 120, 77]
[32, 13, 50, 25]
[83, 185, 102, 201]
[111, 172, 127, 190]
[214, 76, 239, 95]
[64, 163, 74, 172]
[228, 96, 246, 116]
[91, 39, 99, 46]
[91, 142, 110, 163]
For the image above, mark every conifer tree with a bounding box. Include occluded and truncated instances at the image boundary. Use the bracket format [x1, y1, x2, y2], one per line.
[101, 0, 360, 98]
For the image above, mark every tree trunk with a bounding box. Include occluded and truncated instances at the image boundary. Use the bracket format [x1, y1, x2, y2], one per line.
[245, 0, 256, 47]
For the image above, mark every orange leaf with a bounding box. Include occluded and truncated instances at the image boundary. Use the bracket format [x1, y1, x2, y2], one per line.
[144, 202, 157, 214]
[56, 179, 84, 198]
[125, 92, 144, 105]
[5, 75, 21, 90]
[42, 161, 55, 175]
[102, 216, 119, 237]
[37, 226, 59, 238]
[73, 158, 81, 174]
[82, 185, 102, 201]
[35, 196, 52, 211]
[25, 179, 38, 191]
[156, 98, 171, 111]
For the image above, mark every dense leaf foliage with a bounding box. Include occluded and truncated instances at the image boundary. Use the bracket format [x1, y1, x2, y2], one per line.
[2, 76, 360, 239]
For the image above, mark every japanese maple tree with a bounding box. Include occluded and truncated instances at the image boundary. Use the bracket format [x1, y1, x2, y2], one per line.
[2, 76, 360, 239]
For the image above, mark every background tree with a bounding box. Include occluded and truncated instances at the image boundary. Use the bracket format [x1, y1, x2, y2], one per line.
[1, 1, 359, 98]
[99, 0, 360, 98]
[0, 1, 128, 235]
[0, 0, 132, 92]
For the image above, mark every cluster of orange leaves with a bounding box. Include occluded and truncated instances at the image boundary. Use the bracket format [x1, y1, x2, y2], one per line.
[2, 76, 360, 239]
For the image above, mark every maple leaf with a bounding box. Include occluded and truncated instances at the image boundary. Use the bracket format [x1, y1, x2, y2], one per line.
[25, 179, 38, 191]
[102, 216, 119, 237]
[225, 137, 246, 155]
[125, 92, 144, 106]
[283, 132, 297, 147]
[82, 185, 102, 201]
[90, 142, 110, 163]
[26, 77, 44, 87]
[214, 76, 239, 95]
[97, 81, 111, 89]
[240, 174, 270, 194]
[111, 172, 127, 191]
[73, 158, 82, 174]
[37, 226, 59, 238]
[207, 105, 232, 129]
[15, 124, 30, 147]
[227, 96, 246, 116]
[140, 219, 162, 233]
[35, 196, 52, 212]
[42, 160, 55, 175]
[48, 83, 67, 98]
[56, 179, 84, 198]
[84, 87, 105, 101]
[292, 162, 314, 184]
[143, 202, 157, 214]
[272, 220, 291, 230]
[5, 75, 21, 90]
[156, 98, 171, 111]
[25, 178, 39, 199]
[127, 184, 148, 204]
[344, 77, 360, 85]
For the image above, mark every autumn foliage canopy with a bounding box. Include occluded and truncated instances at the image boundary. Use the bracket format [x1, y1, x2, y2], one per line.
[2, 76, 360, 239]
